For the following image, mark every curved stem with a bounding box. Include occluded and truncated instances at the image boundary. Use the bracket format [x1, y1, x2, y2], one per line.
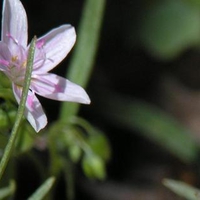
[0, 37, 36, 181]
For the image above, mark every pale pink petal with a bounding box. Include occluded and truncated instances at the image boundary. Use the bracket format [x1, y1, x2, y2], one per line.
[32, 45, 46, 70]
[0, 41, 11, 71]
[2, 0, 28, 49]
[12, 84, 47, 132]
[0, 41, 11, 60]
[33, 25, 76, 72]
[31, 73, 91, 104]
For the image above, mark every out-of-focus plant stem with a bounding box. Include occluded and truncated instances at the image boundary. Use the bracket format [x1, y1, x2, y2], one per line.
[0, 37, 36, 181]
[58, 1, 106, 200]
[59, 0, 106, 121]
[64, 159, 74, 200]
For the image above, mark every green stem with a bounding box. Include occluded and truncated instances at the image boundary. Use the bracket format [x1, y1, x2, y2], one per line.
[64, 159, 74, 200]
[59, 0, 106, 120]
[0, 37, 36, 181]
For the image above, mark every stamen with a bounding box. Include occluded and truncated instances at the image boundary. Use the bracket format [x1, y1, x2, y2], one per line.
[36, 39, 45, 49]
[22, 61, 27, 68]
[11, 56, 18, 62]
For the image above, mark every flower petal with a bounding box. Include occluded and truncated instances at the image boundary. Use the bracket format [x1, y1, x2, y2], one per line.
[33, 25, 76, 72]
[12, 84, 47, 132]
[2, 0, 28, 48]
[31, 73, 91, 104]
[0, 41, 11, 71]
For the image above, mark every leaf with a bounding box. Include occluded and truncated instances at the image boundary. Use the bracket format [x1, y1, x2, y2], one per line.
[0, 135, 8, 156]
[0, 72, 11, 89]
[49, 119, 110, 180]
[28, 177, 55, 200]
[69, 117, 111, 161]
[59, 0, 106, 120]
[140, 0, 200, 60]
[87, 131, 111, 161]
[68, 145, 82, 163]
[188, 0, 200, 7]
[97, 91, 199, 163]
[0, 180, 15, 199]
[82, 154, 106, 180]
[0, 88, 14, 101]
[163, 179, 200, 200]
[0, 107, 16, 133]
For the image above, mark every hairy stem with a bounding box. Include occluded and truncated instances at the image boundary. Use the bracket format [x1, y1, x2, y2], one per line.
[0, 37, 36, 180]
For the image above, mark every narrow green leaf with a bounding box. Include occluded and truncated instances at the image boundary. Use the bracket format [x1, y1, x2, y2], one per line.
[0, 180, 16, 199]
[163, 179, 200, 200]
[97, 91, 199, 163]
[28, 177, 55, 200]
[59, 0, 106, 120]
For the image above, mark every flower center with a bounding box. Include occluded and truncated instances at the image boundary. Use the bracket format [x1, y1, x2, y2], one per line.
[9, 55, 27, 87]
[2, 35, 49, 87]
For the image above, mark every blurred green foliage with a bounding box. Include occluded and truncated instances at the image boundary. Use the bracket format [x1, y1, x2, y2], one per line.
[97, 90, 199, 163]
[140, 0, 200, 60]
[163, 179, 200, 200]
[27, 177, 55, 200]
[48, 118, 110, 180]
[0, 180, 15, 200]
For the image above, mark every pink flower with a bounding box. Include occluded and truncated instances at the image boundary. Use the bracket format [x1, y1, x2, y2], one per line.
[0, 0, 90, 132]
